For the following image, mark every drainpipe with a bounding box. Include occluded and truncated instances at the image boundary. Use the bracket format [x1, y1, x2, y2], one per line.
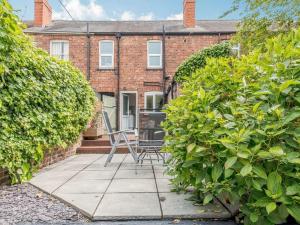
[116, 32, 121, 130]
[86, 22, 91, 81]
[162, 25, 167, 104]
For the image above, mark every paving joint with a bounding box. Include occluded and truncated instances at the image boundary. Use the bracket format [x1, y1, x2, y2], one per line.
[92, 154, 126, 218]
[151, 155, 164, 219]
[51, 154, 104, 194]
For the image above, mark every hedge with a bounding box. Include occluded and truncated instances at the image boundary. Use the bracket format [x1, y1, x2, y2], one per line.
[163, 28, 300, 225]
[0, 0, 96, 183]
[174, 42, 231, 83]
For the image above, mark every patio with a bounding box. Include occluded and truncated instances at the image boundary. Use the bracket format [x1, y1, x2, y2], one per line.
[30, 154, 232, 221]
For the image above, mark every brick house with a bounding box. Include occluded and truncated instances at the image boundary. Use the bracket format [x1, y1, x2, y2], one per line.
[25, 0, 237, 131]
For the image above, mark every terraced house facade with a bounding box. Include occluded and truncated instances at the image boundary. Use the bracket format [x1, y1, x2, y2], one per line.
[25, 0, 237, 130]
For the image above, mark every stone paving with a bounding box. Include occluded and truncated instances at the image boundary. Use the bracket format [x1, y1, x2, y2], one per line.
[30, 154, 231, 221]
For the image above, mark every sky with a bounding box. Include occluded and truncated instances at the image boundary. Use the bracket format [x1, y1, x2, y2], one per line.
[8, 0, 242, 21]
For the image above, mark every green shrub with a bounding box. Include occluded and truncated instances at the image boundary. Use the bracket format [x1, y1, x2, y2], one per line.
[163, 28, 300, 225]
[174, 42, 231, 83]
[0, 0, 96, 183]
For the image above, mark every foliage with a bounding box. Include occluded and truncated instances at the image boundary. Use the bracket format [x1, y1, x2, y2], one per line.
[0, 0, 96, 183]
[223, 0, 299, 53]
[174, 42, 231, 83]
[163, 28, 300, 225]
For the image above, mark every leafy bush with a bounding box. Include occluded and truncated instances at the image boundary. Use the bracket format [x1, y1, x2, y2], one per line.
[163, 28, 300, 225]
[0, 0, 95, 183]
[174, 42, 231, 83]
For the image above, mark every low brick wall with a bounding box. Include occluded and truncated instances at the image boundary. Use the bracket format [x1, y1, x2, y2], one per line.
[0, 135, 82, 185]
[0, 168, 10, 185]
[40, 135, 82, 168]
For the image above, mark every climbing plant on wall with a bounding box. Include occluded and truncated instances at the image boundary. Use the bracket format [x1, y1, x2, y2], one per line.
[0, 0, 96, 183]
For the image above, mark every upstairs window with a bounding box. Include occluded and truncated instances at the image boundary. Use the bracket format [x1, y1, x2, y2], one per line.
[99, 40, 114, 69]
[147, 41, 162, 68]
[50, 40, 69, 60]
[145, 92, 164, 111]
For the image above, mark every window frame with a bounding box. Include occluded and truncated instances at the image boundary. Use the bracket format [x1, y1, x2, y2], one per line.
[144, 91, 164, 111]
[50, 40, 69, 60]
[147, 40, 162, 69]
[99, 40, 114, 69]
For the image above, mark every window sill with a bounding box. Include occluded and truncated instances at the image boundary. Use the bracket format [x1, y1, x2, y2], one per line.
[146, 68, 163, 71]
[97, 68, 116, 71]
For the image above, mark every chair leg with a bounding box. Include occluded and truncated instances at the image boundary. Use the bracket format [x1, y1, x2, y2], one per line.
[104, 134, 121, 167]
[122, 133, 138, 162]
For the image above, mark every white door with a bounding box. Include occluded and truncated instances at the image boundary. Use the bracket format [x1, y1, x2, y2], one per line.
[122, 94, 130, 130]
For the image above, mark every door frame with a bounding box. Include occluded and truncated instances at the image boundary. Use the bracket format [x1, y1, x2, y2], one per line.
[119, 91, 138, 130]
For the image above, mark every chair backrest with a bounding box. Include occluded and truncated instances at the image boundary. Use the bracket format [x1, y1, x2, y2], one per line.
[102, 111, 115, 145]
[138, 110, 166, 145]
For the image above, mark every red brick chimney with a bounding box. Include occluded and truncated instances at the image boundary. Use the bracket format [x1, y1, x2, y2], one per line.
[183, 0, 196, 28]
[34, 0, 52, 27]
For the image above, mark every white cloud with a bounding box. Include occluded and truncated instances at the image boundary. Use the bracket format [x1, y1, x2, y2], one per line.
[53, 0, 106, 20]
[120, 11, 155, 21]
[166, 12, 183, 20]
[53, 0, 156, 21]
[139, 12, 155, 21]
[120, 11, 135, 21]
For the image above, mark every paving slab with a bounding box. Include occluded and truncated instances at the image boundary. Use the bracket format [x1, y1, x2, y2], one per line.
[94, 193, 161, 220]
[53, 193, 103, 217]
[85, 162, 120, 171]
[72, 170, 116, 180]
[154, 170, 172, 179]
[51, 163, 89, 171]
[55, 179, 111, 194]
[107, 179, 157, 193]
[119, 163, 152, 170]
[156, 179, 174, 192]
[114, 169, 154, 179]
[159, 192, 231, 219]
[30, 153, 233, 221]
[30, 170, 79, 194]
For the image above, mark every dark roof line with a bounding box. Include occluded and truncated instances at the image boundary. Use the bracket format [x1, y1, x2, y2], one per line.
[24, 20, 238, 34]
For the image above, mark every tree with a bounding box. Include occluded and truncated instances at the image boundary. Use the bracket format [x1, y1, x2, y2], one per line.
[223, 0, 299, 53]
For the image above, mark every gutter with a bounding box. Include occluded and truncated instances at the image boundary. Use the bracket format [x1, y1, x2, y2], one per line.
[116, 32, 121, 130]
[24, 31, 236, 36]
[86, 22, 91, 81]
[162, 25, 167, 104]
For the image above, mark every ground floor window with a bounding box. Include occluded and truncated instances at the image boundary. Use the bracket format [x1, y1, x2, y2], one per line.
[144, 92, 163, 111]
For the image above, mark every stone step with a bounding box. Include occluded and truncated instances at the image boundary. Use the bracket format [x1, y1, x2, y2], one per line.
[76, 146, 129, 154]
[81, 139, 111, 146]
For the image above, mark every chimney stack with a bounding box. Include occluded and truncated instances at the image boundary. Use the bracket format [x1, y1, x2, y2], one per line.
[183, 0, 196, 28]
[34, 0, 52, 27]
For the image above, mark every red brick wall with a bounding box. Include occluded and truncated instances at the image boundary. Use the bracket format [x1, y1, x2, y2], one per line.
[183, 0, 196, 28]
[0, 168, 10, 185]
[0, 136, 82, 185]
[31, 32, 232, 109]
[34, 0, 52, 27]
[40, 135, 82, 168]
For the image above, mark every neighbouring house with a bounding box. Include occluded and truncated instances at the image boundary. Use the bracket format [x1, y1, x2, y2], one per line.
[25, 0, 237, 131]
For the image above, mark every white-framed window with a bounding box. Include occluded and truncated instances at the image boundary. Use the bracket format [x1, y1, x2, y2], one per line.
[231, 43, 241, 58]
[50, 40, 69, 60]
[144, 92, 164, 110]
[99, 40, 114, 69]
[147, 40, 162, 68]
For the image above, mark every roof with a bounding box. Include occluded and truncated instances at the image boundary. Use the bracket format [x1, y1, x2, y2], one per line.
[24, 20, 238, 35]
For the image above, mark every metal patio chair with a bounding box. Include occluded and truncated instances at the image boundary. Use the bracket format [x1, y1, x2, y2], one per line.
[102, 111, 138, 167]
[137, 109, 166, 164]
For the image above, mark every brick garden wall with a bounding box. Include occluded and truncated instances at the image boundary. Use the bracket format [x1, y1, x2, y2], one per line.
[0, 135, 82, 185]
[0, 168, 10, 185]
